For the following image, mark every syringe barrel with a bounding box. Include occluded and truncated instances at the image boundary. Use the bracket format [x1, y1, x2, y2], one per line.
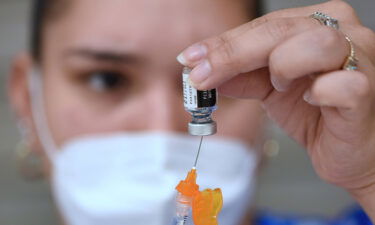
[175, 193, 192, 217]
[172, 193, 192, 225]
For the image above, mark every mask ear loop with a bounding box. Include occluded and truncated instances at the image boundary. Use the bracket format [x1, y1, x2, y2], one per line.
[27, 68, 58, 161]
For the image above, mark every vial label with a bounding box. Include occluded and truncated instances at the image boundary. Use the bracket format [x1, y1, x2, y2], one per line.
[183, 73, 216, 109]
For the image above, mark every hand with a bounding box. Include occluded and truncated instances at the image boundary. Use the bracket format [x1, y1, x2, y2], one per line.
[177, 0, 375, 215]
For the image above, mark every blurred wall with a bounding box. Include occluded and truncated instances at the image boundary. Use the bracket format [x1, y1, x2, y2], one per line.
[0, 0, 374, 224]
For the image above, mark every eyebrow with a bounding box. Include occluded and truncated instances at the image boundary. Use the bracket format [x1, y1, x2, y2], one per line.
[63, 48, 142, 64]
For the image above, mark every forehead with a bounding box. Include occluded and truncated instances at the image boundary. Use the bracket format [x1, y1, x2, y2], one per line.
[46, 0, 240, 54]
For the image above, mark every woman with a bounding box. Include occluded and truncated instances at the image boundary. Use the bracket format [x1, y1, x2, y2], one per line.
[8, 0, 375, 224]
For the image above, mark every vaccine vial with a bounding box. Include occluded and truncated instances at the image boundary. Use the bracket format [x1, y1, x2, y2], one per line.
[182, 67, 217, 136]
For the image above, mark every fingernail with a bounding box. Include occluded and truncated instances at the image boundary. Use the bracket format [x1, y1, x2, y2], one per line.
[271, 74, 293, 92]
[190, 60, 212, 84]
[303, 90, 311, 102]
[270, 76, 285, 92]
[177, 44, 207, 66]
[303, 90, 319, 105]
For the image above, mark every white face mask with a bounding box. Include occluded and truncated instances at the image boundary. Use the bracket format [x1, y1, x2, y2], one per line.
[28, 70, 259, 225]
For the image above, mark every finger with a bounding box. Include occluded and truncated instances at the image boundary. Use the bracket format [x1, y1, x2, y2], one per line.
[263, 0, 360, 24]
[247, 1, 358, 30]
[179, 17, 322, 90]
[176, 0, 359, 66]
[269, 26, 349, 91]
[176, 0, 359, 65]
[218, 67, 273, 100]
[303, 70, 372, 117]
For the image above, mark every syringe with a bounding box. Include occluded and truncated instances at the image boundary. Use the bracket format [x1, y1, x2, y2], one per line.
[172, 135, 224, 225]
[172, 136, 204, 225]
[172, 169, 199, 225]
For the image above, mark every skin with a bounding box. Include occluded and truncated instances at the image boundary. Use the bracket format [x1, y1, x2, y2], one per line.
[9, 0, 262, 224]
[178, 0, 375, 221]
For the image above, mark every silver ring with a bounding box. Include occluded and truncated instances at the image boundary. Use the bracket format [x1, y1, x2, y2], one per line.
[343, 36, 359, 70]
[310, 12, 339, 30]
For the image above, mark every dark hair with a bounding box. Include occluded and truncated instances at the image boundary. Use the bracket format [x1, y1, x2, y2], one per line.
[30, 0, 263, 61]
[31, 0, 70, 61]
[255, 0, 264, 17]
[31, 0, 51, 61]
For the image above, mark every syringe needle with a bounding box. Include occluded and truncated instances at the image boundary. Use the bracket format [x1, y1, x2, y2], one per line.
[193, 136, 204, 169]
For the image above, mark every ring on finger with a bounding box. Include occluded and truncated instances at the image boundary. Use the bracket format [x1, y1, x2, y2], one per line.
[342, 36, 359, 71]
[309, 12, 358, 70]
[310, 12, 339, 30]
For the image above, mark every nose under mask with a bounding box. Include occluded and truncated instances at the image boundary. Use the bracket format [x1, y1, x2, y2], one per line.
[27, 69, 259, 225]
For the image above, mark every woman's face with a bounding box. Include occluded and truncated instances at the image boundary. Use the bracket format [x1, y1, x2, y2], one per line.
[14, 0, 263, 152]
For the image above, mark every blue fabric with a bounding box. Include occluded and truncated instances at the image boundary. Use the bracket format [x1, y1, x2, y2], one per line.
[254, 205, 372, 225]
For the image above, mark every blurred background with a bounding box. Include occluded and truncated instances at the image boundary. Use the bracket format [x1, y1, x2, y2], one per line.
[0, 0, 374, 224]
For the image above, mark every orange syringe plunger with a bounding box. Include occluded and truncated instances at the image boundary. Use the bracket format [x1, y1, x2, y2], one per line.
[175, 168, 199, 198]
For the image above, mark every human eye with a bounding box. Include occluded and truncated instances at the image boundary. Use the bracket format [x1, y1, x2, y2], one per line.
[85, 70, 128, 93]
